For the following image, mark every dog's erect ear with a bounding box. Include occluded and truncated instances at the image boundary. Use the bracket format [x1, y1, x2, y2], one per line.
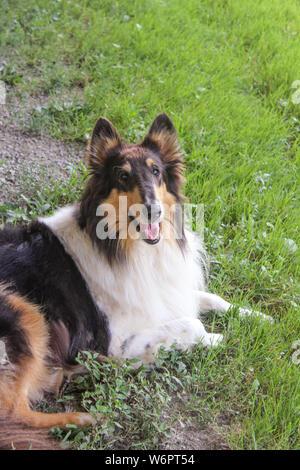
[143, 114, 185, 198]
[87, 117, 121, 169]
[142, 113, 182, 163]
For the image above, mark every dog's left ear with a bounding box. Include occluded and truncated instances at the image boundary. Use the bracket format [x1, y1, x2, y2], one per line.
[143, 114, 185, 196]
[142, 113, 182, 164]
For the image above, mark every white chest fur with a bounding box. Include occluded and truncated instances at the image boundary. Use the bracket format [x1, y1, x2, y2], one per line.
[41, 205, 206, 356]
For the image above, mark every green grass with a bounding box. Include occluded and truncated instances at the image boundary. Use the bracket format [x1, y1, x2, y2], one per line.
[0, 0, 299, 450]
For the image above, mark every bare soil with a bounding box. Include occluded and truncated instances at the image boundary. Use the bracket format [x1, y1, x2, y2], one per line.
[0, 91, 85, 203]
[162, 424, 230, 450]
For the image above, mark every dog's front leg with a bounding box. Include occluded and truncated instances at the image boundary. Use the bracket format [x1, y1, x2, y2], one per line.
[113, 317, 223, 364]
[194, 291, 273, 323]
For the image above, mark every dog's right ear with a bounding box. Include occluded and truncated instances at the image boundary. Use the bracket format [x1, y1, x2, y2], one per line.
[86, 118, 121, 170]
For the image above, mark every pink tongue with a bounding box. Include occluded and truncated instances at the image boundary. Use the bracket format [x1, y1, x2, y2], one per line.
[141, 222, 160, 240]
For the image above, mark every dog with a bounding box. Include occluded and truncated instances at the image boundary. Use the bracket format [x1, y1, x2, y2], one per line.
[0, 113, 272, 448]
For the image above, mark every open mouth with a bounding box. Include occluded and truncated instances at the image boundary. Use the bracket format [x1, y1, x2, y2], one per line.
[128, 215, 161, 244]
[140, 221, 161, 245]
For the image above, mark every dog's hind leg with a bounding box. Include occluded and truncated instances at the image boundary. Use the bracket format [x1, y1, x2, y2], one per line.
[0, 292, 97, 429]
[194, 291, 273, 323]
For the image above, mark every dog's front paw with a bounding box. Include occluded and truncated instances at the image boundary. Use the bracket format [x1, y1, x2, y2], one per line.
[203, 333, 224, 348]
[238, 307, 274, 324]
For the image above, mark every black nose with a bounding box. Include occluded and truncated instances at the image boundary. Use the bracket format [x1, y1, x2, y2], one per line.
[145, 203, 161, 222]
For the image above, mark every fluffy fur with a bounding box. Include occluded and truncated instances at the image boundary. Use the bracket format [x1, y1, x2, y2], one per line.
[0, 113, 272, 449]
[41, 204, 213, 361]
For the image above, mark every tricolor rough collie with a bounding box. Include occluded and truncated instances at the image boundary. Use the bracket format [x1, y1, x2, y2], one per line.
[0, 113, 272, 447]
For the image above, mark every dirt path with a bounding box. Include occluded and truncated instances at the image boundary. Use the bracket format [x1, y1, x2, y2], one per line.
[0, 92, 85, 204]
[161, 423, 230, 450]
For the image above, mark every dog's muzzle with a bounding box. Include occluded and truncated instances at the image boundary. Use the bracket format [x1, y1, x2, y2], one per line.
[140, 203, 162, 244]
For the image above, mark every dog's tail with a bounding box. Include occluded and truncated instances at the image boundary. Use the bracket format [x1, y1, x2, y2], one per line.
[0, 409, 59, 450]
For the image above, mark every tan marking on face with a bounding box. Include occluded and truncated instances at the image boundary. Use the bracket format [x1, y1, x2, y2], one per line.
[122, 162, 132, 173]
[154, 182, 176, 208]
[99, 187, 143, 253]
[146, 158, 155, 167]
[154, 183, 178, 244]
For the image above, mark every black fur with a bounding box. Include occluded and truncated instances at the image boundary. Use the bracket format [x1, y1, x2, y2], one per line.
[0, 221, 110, 367]
[0, 292, 32, 364]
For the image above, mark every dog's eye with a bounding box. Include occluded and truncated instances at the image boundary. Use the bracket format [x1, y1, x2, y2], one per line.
[152, 166, 160, 176]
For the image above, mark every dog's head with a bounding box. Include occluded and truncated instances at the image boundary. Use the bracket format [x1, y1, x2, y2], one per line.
[79, 113, 186, 262]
